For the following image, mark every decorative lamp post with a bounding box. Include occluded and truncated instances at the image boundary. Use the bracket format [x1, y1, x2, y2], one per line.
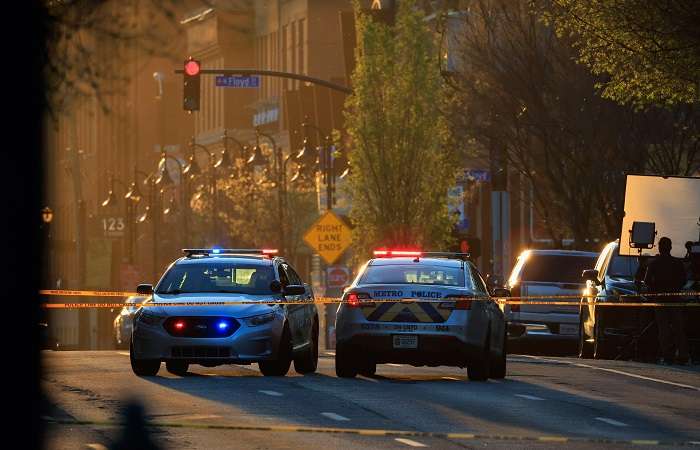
[185, 137, 218, 244]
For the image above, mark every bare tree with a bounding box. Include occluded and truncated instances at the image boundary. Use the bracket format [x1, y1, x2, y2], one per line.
[442, 0, 647, 245]
[43, 0, 186, 115]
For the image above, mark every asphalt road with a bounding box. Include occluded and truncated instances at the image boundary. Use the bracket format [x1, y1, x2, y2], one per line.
[41, 351, 700, 449]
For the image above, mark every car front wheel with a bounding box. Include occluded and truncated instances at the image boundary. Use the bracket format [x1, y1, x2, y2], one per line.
[130, 343, 160, 376]
[294, 319, 319, 374]
[578, 314, 593, 358]
[259, 325, 292, 376]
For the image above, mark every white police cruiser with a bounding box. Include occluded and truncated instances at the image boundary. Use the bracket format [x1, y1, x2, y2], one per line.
[130, 249, 318, 377]
[335, 250, 506, 381]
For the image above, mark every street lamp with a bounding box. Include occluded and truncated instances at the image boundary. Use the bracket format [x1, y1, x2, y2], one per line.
[252, 127, 300, 255]
[297, 117, 340, 211]
[185, 137, 218, 244]
[217, 129, 249, 174]
[41, 206, 54, 288]
[101, 174, 134, 271]
[156, 152, 188, 246]
[41, 206, 54, 224]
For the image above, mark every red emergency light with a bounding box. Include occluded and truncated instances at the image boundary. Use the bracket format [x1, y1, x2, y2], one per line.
[373, 249, 422, 257]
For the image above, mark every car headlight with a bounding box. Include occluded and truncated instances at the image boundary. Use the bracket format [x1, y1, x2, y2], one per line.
[135, 309, 165, 326]
[245, 312, 276, 327]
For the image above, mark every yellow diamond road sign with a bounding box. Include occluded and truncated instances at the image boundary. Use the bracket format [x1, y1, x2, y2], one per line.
[303, 211, 352, 265]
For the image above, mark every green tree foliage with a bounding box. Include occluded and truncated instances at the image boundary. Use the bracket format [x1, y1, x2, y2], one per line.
[344, 0, 458, 258]
[541, 0, 700, 107]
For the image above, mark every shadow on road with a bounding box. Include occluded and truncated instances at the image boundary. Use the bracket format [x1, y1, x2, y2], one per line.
[135, 359, 698, 444]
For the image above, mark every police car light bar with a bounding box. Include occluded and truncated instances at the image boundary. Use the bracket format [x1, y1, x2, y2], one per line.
[373, 250, 470, 260]
[373, 250, 422, 257]
[182, 248, 279, 257]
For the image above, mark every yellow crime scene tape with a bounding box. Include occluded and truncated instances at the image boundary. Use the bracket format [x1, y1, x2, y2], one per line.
[38, 290, 700, 308]
[42, 417, 692, 447]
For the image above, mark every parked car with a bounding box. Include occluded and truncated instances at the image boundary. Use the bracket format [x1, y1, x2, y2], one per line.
[113, 295, 149, 349]
[578, 241, 646, 360]
[505, 249, 597, 342]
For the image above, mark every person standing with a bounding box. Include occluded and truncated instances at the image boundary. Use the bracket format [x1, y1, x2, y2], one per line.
[643, 237, 689, 365]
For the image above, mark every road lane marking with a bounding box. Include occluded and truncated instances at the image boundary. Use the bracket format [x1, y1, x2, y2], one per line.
[442, 376, 460, 381]
[387, 363, 403, 367]
[515, 394, 544, 401]
[520, 355, 700, 392]
[45, 417, 698, 446]
[259, 390, 283, 397]
[395, 438, 427, 447]
[117, 352, 130, 356]
[179, 414, 221, 421]
[86, 444, 107, 450]
[321, 412, 350, 421]
[537, 436, 568, 442]
[359, 429, 387, 435]
[447, 433, 475, 439]
[596, 417, 628, 427]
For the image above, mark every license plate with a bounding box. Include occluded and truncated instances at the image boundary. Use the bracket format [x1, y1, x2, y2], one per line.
[393, 335, 418, 349]
[559, 324, 578, 335]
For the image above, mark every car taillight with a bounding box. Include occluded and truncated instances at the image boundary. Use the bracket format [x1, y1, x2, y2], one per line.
[346, 292, 372, 307]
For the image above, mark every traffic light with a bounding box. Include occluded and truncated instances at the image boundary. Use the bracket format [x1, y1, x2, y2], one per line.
[183, 57, 201, 112]
[450, 231, 481, 260]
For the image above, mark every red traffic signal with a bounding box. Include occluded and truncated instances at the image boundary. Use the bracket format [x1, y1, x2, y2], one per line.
[184, 59, 200, 76]
[183, 57, 201, 112]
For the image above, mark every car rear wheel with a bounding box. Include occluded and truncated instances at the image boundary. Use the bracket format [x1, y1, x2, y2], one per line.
[259, 325, 292, 376]
[166, 361, 189, 376]
[335, 343, 358, 378]
[294, 319, 319, 374]
[489, 332, 507, 379]
[468, 334, 491, 382]
[130, 343, 160, 376]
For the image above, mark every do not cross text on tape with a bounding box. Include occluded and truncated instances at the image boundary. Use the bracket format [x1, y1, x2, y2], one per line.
[302, 210, 352, 265]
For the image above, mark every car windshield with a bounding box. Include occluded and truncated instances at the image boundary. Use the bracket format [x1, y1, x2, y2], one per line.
[360, 264, 467, 287]
[608, 251, 640, 279]
[156, 263, 276, 295]
[521, 254, 596, 284]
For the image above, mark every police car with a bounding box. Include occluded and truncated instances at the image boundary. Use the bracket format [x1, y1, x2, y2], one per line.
[130, 249, 318, 377]
[335, 250, 506, 381]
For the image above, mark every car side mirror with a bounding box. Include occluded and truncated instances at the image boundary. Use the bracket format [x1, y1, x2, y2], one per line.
[136, 284, 153, 295]
[581, 269, 599, 284]
[284, 284, 306, 296]
[492, 288, 511, 297]
[269, 280, 282, 293]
